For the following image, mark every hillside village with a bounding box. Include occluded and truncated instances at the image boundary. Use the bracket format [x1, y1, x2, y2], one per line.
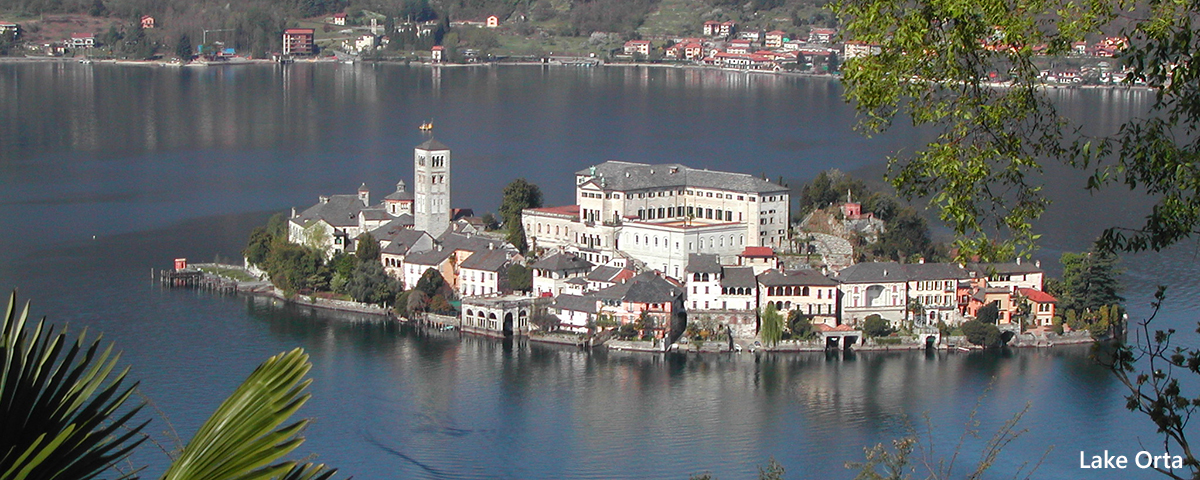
[260, 137, 1076, 352]
[0, 1, 1135, 83]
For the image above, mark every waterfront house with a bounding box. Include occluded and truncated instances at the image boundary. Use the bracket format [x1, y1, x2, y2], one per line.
[70, 32, 95, 48]
[623, 40, 651, 56]
[703, 21, 721, 36]
[757, 269, 840, 325]
[967, 287, 1018, 324]
[431, 45, 444, 62]
[552, 294, 598, 333]
[683, 42, 703, 60]
[283, 28, 314, 55]
[459, 247, 516, 297]
[531, 252, 594, 297]
[835, 262, 909, 325]
[903, 262, 971, 324]
[685, 253, 758, 335]
[1019, 287, 1058, 327]
[594, 271, 685, 338]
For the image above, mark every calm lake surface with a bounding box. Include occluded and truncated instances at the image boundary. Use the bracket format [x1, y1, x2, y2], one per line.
[0, 62, 1194, 479]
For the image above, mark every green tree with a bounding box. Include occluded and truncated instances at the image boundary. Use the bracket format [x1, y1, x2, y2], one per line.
[506, 263, 532, 292]
[355, 232, 380, 262]
[499, 179, 543, 254]
[975, 302, 999, 325]
[786, 311, 815, 340]
[760, 304, 784, 346]
[175, 33, 192, 60]
[960, 320, 1002, 348]
[861, 314, 892, 338]
[835, 0, 1200, 259]
[344, 261, 401, 305]
[1058, 249, 1124, 313]
[481, 213, 500, 231]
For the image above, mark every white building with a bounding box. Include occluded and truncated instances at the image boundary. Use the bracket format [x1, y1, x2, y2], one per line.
[522, 161, 790, 282]
[531, 252, 594, 297]
[757, 269, 840, 325]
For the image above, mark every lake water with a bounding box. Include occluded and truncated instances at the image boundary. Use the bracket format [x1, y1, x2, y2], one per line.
[0, 62, 1193, 479]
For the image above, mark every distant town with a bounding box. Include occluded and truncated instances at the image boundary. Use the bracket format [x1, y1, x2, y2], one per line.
[0, 6, 1138, 84]
[194, 136, 1123, 355]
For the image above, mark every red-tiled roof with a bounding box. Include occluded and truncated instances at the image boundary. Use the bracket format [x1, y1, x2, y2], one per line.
[741, 246, 775, 257]
[72, 32, 95, 38]
[1019, 287, 1057, 303]
[529, 205, 579, 216]
[285, 28, 314, 34]
[432, 46, 444, 50]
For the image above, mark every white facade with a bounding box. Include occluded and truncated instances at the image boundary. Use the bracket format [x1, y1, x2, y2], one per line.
[460, 268, 501, 297]
[523, 161, 790, 282]
[620, 221, 744, 280]
[414, 140, 451, 237]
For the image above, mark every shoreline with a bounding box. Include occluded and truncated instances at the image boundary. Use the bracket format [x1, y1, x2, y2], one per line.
[205, 275, 1101, 354]
[0, 54, 1152, 91]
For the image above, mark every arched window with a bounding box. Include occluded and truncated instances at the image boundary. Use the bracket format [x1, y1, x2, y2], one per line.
[803, 286, 810, 296]
[701, 273, 709, 282]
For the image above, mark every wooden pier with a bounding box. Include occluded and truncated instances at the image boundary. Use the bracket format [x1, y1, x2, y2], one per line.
[157, 268, 238, 293]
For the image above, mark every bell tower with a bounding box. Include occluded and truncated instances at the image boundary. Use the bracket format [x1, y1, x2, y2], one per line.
[414, 138, 451, 237]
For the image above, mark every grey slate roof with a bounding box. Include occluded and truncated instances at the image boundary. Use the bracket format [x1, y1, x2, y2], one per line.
[720, 267, 758, 289]
[436, 231, 512, 255]
[904, 263, 970, 281]
[379, 229, 431, 255]
[554, 294, 598, 313]
[294, 194, 365, 228]
[565, 276, 588, 285]
[416, 138, 450, 151]
[686, 254, 722, 274]
[967, 262, 1043, 275]
[836, 262, 971, 283]
[575, 161, 787, 194]
[835, 262, 906, 284]
[360, 206, 391, 222]
[758, 269, 839, 286]
[459, 249, 510, 272]
[586, 265, 621, 282]
[384, 190, 413, 201]
[404, 246, 454, 266]
[531, 252, 594, 272]
[594, 271, 683, 304]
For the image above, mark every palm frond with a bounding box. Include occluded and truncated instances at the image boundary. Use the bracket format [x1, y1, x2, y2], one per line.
[275, 462, 340, 480]
[160, 348, 319, 480]
[0, 289, 147, 480]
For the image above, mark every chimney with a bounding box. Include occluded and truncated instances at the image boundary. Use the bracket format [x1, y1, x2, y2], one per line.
[1016, 257, 1022, 265]
[1035, 259, 1041, 268]
[291, 207, 296, 218]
